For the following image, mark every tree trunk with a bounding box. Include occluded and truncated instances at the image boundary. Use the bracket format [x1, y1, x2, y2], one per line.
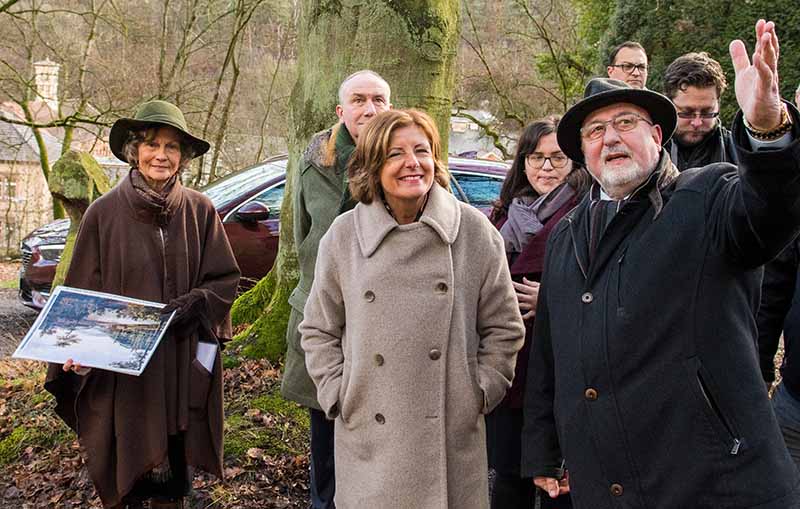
[230, 0, 461, 360]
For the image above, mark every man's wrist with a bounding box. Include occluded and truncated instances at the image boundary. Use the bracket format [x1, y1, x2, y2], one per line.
[744, 104, 793, 140]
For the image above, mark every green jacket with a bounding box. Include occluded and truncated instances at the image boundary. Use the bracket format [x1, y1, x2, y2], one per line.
[281, 124, 356, 408]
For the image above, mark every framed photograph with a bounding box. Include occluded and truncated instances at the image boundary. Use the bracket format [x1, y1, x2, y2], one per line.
[13, 286, 175, 376]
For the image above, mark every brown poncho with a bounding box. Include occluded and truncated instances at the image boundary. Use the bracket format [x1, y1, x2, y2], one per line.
[44, 172, 240, 507]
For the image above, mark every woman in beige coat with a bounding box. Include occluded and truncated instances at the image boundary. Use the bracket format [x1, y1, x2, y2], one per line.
[300, 109, 525, 508]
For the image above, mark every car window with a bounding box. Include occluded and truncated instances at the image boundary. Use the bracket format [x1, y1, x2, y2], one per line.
[203, 159, 287, 209]
[451, 172, 504, 208]
[250, 183, 285, 215]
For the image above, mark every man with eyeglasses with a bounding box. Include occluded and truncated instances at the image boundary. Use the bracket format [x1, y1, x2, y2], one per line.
[521, 20, 800, 509]
[606, 41, 649, 89]
[663, 52, 739, 171]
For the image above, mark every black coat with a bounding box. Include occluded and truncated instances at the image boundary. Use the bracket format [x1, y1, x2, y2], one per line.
[758, 238, 800, 395]
[665, 123, 739, 172]
[521, 110, 800, 509]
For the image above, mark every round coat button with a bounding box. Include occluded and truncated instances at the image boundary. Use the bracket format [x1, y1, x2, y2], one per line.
[435, 282, 448, 293]
[375, 354, 384, 366]
[364, 290, 375, 302]
[581, 292, 593, 303]
[429, 349, 441, 360]
[375, 413, 386, 424]
[610, 483, 623, 496]
[584, 388, 598, 401]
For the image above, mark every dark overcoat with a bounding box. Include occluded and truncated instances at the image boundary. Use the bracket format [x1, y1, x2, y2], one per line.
[44, 174, 240, 507]
[522, 111, 800, 508]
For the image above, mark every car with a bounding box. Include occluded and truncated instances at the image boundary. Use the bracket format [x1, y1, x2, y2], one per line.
[19, 154, 509, 309]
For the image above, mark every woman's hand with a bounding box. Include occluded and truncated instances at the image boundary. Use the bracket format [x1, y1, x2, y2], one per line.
[513, 277, 540, 320]
[63, 358, 91, 376]
[534, 471, 570, 498]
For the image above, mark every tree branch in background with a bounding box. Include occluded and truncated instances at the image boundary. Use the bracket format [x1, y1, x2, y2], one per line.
[0, 0, 20, 14]
[452, 105, 512, 160]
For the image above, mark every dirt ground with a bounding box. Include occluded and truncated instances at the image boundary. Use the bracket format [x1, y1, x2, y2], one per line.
[0, 262, 37, 357]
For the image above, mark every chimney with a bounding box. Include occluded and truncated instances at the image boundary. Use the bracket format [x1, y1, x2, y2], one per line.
[33, 58, 60, 110]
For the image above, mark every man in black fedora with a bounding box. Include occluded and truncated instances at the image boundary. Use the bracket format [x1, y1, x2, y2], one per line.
[521, 20, 800, 508]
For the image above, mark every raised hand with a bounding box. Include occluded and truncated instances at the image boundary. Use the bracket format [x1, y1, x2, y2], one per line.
[729, 19, 783, 131]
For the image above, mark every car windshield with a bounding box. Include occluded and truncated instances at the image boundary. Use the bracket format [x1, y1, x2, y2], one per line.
[203, 158, 287, 208]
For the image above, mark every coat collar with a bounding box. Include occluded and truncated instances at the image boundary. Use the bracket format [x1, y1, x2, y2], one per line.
[354, 182, 461, 258]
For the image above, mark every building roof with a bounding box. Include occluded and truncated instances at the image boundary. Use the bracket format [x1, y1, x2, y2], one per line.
[0, 109, 63, 164]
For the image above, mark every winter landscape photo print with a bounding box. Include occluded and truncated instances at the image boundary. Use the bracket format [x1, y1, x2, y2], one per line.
[13, 286, 173, 376]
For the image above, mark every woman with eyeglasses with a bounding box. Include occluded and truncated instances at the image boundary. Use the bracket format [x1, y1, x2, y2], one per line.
[487, 115, 590, 509]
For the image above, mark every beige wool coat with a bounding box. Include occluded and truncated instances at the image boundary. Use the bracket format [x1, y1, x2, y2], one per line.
[300, 182, 525, 508]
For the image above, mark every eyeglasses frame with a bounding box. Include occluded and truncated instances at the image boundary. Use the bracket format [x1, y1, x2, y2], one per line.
[580, 112, 654, 141]
[609, 62, 648, 75]
[525, 153, 570, 169]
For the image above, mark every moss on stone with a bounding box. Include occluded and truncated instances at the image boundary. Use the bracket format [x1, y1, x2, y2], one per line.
[48, 150, 111, 290]
[229, 269, 292, 363]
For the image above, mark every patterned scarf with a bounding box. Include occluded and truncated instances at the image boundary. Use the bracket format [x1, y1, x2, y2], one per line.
[130, 168, 179, 226]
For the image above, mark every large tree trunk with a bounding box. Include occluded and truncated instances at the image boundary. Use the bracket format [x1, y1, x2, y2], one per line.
[230, 0, 461, 360]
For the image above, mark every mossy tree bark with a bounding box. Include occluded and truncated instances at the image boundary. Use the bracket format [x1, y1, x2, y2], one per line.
[230, 0, 461, 361]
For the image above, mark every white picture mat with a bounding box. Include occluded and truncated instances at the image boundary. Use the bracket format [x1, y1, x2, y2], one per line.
[12, 286, 175, 376]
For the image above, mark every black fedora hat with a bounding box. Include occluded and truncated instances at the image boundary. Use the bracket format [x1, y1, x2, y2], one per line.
[109, 100, 210, 163]
[557, 78, 677, 163]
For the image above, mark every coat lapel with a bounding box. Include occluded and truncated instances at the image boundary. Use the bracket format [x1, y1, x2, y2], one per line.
[354, 182, 460, 258]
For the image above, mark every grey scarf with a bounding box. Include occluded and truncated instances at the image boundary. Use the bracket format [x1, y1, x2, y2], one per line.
[500, 183, 575, 253]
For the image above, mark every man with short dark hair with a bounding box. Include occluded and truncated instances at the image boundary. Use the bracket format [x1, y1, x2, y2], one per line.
[282, 70, 392, 509]
[663, 52, 739, 171]
[606, 41, 649, 89]
[522, 20, 800, 508]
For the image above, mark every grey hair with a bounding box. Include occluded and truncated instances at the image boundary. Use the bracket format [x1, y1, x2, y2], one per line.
[120, 126, 195, 171]
[796, 82, 800, 95]
[337, 70, 391, 104]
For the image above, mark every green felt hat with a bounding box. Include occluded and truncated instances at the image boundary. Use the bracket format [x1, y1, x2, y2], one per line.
[109, 100, 210, 163]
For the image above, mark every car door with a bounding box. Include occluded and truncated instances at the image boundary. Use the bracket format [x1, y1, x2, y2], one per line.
[222, 180, 284, 286]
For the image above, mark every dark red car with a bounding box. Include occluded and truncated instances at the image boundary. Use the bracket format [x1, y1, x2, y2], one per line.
[19, 155, 509, 309]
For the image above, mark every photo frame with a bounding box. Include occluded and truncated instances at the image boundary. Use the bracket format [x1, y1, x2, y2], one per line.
[13, 286, 175, 376]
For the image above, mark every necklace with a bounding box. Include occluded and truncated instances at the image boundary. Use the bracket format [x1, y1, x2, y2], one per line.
[383, 192, 429, 224]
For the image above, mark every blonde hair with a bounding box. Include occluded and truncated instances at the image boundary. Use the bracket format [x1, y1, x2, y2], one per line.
[348, 109, 449, 204]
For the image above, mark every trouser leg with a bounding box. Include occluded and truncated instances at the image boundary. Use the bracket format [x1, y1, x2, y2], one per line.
[491, 471, 534, 509]
[309, 407, 335, 509]
[772, 382, 800, 469]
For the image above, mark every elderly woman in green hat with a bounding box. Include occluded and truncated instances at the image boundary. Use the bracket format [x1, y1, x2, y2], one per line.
[45, 100, 240, 509]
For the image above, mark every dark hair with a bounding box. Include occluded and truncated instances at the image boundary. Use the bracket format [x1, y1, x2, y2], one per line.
[607, 41, 647, 66]
[663, 51, 727, 99]
[491, 115, 590, 222]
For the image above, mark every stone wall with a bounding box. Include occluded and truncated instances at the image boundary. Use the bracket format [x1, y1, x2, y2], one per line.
[0, 161, 53, 258]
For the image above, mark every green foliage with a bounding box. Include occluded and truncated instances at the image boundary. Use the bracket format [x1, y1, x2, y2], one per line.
[572, 0, 616, 73]
[605, 0, 800, 124]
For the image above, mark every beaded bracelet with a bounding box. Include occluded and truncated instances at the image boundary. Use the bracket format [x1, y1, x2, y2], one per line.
[743, 104, 793, 141]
